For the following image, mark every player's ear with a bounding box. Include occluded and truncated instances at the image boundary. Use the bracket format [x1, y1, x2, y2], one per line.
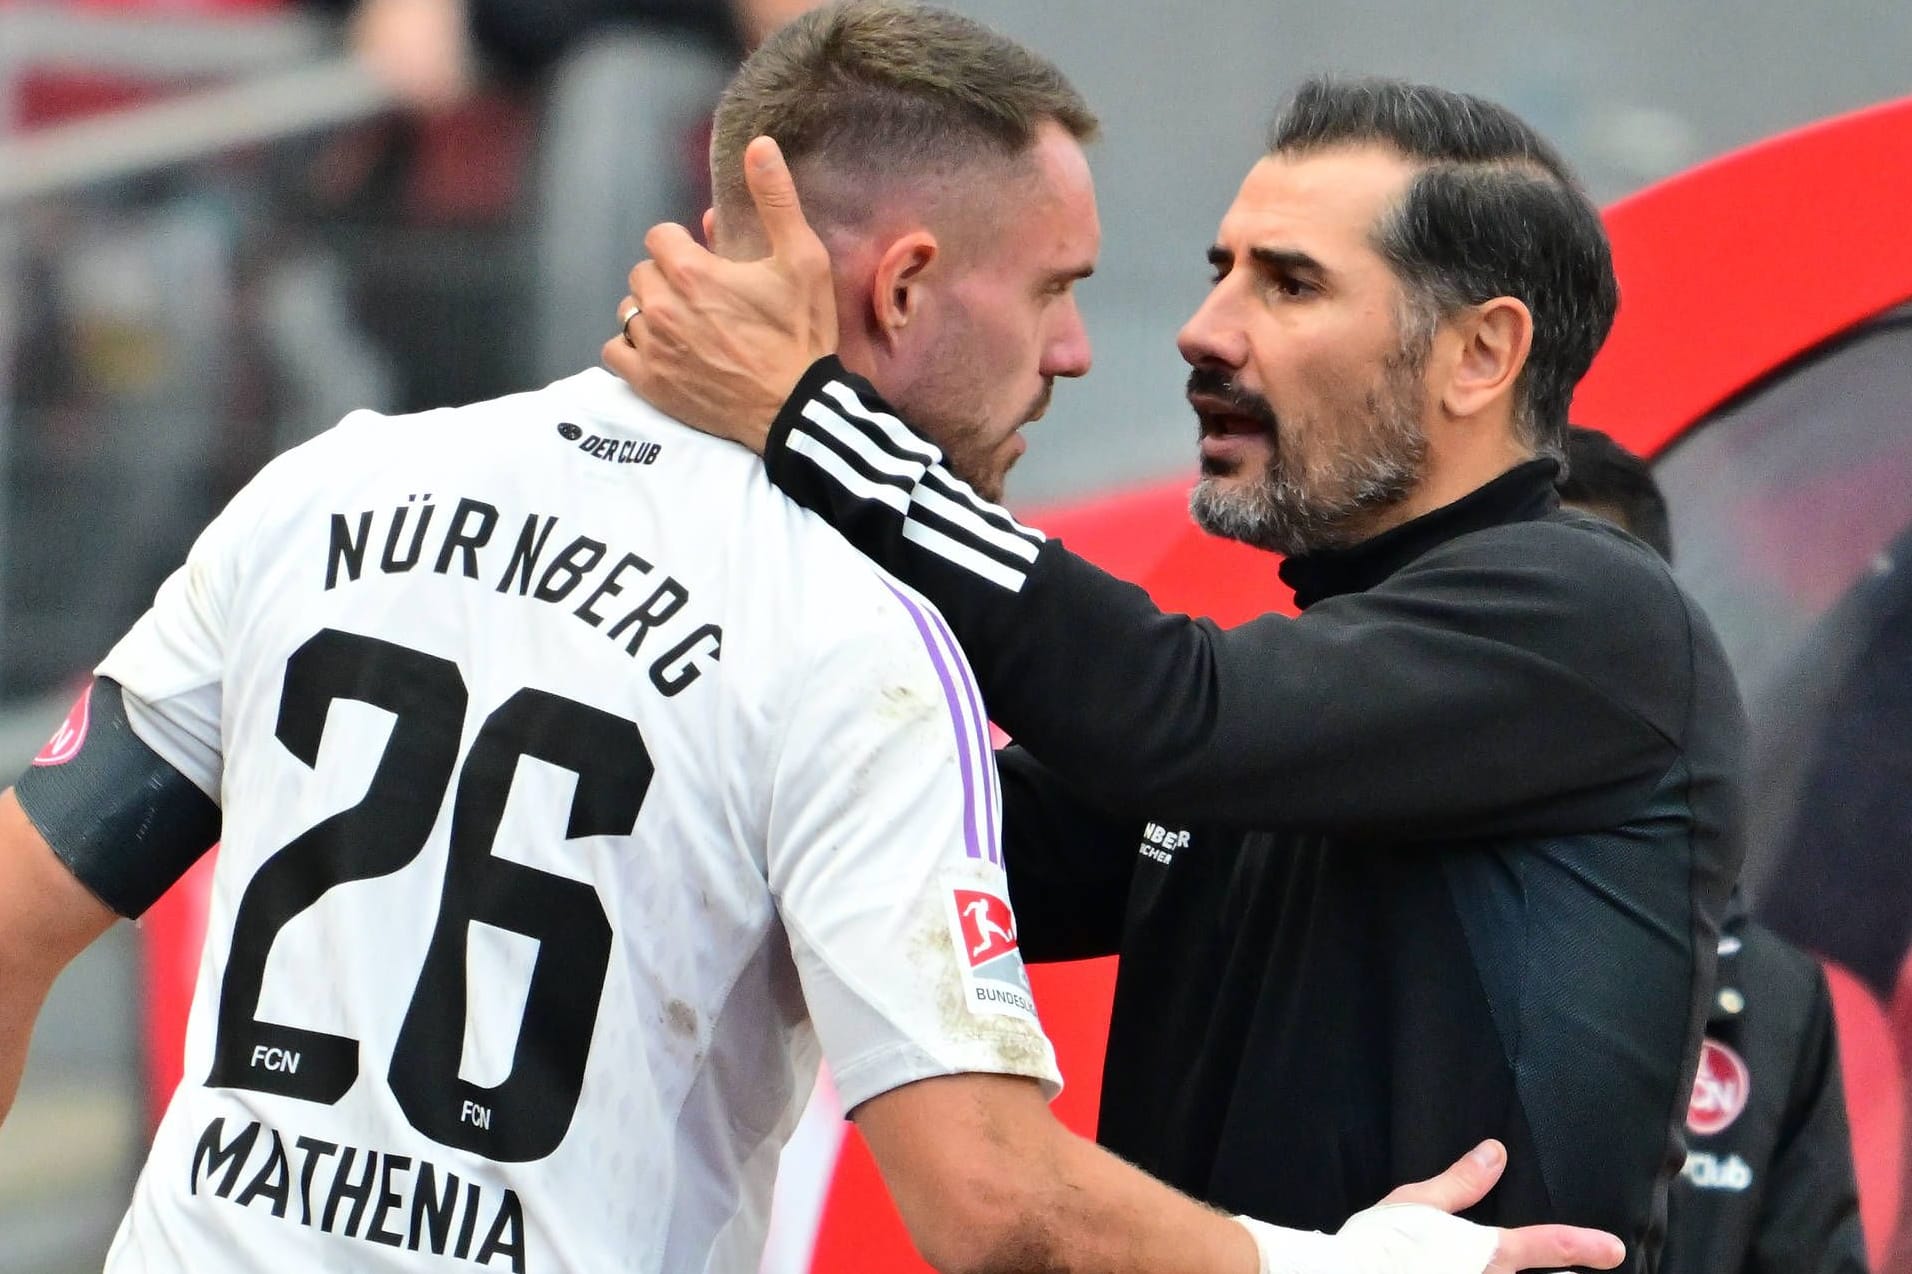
[700, 207, 717, 247]
[870, 231, 940, 350]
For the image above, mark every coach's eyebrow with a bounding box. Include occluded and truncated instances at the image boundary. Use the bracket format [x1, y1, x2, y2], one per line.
[1248, 245, 1328, 278]
[1207, 244, 1330, 282]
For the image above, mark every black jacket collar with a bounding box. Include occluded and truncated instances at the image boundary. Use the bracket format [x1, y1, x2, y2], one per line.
[1278, 458, 1562, 610]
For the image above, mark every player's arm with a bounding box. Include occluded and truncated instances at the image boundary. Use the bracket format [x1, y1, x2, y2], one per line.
[0, 788, 117, 1125]
[0, 437, 271, 1128]
[762, 362, 1695, 839]
[0, 678, 224, 1128]
[854, 1075, 1622, 1274]
[1744, 964, 1867, 1274]
[857, 1071, 1255, 1274]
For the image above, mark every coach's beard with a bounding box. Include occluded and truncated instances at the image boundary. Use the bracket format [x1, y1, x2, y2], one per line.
[1188, 363, 1428, 558]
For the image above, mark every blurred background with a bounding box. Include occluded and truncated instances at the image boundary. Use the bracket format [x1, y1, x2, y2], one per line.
[1, 1, 1909, 1270]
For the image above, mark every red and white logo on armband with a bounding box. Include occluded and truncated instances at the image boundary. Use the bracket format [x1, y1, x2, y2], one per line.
[946, 888, 1038, 1025]
[1686, 1038, 1751, 1136]
[33, 684, 94, 767]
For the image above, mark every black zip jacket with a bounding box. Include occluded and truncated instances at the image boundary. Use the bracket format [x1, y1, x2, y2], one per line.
[1662, 897, 1867, 1274]
[765, 358, 1747, 1272]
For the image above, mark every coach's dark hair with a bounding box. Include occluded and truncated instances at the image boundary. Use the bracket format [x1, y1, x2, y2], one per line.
[1558, 425, 1672, 560]
[711, 0, 1097, 236]
[1271, 78, 1618, 456]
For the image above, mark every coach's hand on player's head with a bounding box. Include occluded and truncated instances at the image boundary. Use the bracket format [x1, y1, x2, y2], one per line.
[603, 136, 837, 455]
[1375, 1139, 1626, 1272]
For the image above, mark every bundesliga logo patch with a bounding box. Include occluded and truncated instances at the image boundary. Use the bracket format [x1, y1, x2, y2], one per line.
[946, 888, 1038, 1025]
[33, 684, 93, 767]
[1686, 1038, 1751, 1136]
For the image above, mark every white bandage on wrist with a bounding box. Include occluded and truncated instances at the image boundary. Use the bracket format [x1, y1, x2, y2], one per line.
[1235, 1202, 1499, 1274]
[1233, 1216, 1339, 1274]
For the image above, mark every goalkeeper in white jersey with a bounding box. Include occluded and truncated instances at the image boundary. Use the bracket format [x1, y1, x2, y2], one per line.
[0, 4, 1624, 1272]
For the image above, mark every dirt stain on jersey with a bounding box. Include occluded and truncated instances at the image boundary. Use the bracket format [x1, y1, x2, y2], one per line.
[877, 682, 934, 724]
[665, 999, 699, 1039]
[971, 998, 1052, 1076]
[905, 888, 1052, 1077]
[908, 896, 970, 1034]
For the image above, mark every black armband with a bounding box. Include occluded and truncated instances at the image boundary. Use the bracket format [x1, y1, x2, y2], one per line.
[15, 678, 220, 917]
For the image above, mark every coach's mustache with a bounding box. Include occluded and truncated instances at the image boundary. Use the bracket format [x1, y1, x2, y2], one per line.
[1186, 368, 1277, 431]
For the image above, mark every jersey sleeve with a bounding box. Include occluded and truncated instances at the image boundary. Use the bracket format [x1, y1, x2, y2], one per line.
[765, 578, 1062, 1114]
[93, 448, 289, 798]
[763, 357, 1700, 840]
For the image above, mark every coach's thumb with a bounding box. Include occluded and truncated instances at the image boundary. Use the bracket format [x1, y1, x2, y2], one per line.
[745, 136, 822, 265]
[1379, 1140, 1506, 1214]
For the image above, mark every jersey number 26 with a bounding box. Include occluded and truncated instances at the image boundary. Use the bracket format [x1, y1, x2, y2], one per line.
[205, 628, 651, 1163]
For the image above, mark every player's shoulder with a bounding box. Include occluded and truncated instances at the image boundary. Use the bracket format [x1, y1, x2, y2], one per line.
[260, 370, 946, 653]
[237, 368, 768, 535]
[705, 491, 960, 699]
[315, 368, 737, 462]
[755, 520, 951, 663]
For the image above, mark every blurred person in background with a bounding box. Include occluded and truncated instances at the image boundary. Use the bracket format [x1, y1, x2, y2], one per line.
[1749, 516, 1912, 1009]
[326, 0, 823, 107]
[303, 0, 828, 398]
[1560, 425, 1868, 1274]
[608, 62, 1746, 1274]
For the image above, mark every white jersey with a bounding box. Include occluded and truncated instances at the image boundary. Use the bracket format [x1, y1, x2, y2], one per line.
[94, 370, 1060, 1274]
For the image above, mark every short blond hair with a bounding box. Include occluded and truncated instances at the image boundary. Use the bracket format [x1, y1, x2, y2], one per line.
[710, 0, 1097, 234]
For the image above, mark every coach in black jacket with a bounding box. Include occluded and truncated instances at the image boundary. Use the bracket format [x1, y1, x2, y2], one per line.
[610, 75, 1746, 1274]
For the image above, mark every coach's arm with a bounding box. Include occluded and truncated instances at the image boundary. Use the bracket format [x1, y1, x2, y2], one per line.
[998, 746, 1137, 962]
[603, 141, 1692, 839]
[0, 789, 118, 1124]
[852, 1072, 1625, 1274]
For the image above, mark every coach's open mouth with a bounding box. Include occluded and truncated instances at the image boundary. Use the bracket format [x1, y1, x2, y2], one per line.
[1188, 391, 1271, 437]
[1191, 391, 1275, 452]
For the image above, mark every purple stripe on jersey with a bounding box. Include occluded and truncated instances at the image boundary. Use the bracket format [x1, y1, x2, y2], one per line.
[884, 584, 985, 862]
[924, 603, 999, 865]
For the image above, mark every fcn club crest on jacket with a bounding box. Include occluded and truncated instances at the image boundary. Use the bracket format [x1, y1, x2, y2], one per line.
[1686, 1038, 1752, 1135]
[946, 888, 1038, 1026]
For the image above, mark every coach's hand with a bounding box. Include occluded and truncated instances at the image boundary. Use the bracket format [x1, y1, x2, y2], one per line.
[1370, 1139, 1626, 1272]
[603, 136, 837, 455]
